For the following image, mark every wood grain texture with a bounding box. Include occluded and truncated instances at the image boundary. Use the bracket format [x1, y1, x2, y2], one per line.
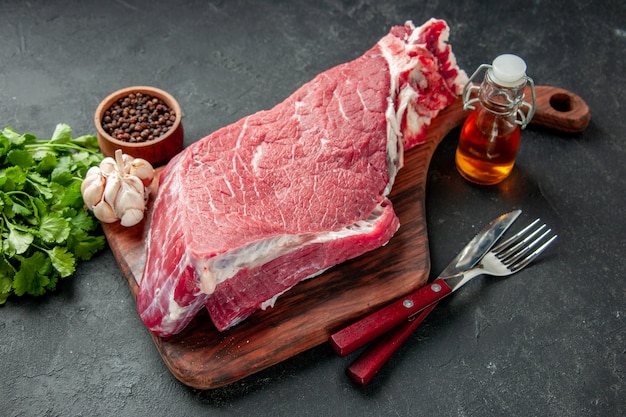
[101, 86, 589, 389]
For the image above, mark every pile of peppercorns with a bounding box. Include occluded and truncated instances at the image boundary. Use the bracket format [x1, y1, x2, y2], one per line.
[101, 92, 176, 143]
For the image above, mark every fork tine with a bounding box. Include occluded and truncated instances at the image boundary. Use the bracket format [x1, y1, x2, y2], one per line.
[492, 218, 540, 254]
[492, 216, 558, 273]
[509, 233, 558, 272]
[502, 228, 552, 266]
[497, 223, 547, 261]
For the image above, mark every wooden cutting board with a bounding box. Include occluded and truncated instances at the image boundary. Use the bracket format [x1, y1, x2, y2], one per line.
[102, 86, 589, 389]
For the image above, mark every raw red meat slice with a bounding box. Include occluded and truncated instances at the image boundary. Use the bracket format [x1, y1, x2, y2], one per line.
[137, 18, 467, 336]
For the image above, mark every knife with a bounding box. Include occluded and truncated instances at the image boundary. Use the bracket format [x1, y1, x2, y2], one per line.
[329, 209, 522, 358]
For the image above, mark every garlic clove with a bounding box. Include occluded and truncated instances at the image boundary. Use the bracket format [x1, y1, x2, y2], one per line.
[84, 165, 102, 179]
[121, 153, 134, 174]
[119, 208, 144, 227]
[114, 186, 145, 217]
[126, 174, 145, 196]
[92, 200, 118, 223]
[129, 158, 155, 187]
[113, 177, 145, 220]
[99, 157, 117, 175]
[81, 175, 105, 208]
[81, 167, 102, 194]
[103, 173, 122, 207]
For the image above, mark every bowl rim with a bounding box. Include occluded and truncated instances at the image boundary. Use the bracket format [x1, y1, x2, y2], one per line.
[94, 85, 183, 149]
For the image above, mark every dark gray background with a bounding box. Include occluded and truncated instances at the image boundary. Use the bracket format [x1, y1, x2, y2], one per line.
[1, 0, 624, 416]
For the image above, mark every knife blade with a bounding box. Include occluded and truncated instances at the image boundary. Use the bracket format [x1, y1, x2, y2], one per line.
[329, 209, 522, 357]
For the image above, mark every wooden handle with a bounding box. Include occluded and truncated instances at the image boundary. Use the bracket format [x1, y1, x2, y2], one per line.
[529, 85, 591, 133]
[329, 279, 453, 357]
[346, 302, 438, 386]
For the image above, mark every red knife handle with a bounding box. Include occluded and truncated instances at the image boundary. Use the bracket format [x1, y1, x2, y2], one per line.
[329, 278, 453, 356]
[346, 302, 438, 386]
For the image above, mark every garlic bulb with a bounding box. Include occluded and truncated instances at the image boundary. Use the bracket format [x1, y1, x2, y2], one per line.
[81, 149, 156, 227]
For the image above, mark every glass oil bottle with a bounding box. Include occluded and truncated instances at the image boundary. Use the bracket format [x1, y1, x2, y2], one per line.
[455, 54, 536, 185]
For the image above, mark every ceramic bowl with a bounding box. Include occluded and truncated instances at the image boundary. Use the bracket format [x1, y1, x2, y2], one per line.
[94, 86, 184, 167]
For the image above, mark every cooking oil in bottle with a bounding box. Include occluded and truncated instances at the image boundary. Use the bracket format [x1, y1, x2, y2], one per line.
[455, 54, 535, 185]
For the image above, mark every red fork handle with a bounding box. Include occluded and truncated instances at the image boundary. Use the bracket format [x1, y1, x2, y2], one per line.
[346, 302, 438, 386]
[329, 278, 453, 356]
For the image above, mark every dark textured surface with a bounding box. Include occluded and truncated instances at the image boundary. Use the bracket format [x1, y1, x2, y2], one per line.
[1, 0, 624, 416]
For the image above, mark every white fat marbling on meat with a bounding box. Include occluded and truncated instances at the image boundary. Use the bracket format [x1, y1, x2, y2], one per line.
[196, 201, 394, 296]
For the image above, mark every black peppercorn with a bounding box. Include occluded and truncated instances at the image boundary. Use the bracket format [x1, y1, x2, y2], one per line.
[101, 92, 176, 143]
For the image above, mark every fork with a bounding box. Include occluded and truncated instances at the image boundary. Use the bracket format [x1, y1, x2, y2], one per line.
[342, 218, 557, 386]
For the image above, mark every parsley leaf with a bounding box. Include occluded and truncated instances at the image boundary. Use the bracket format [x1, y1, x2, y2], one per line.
[12, 251, 51, 296]
[39, 214, 71, 244]
[4, 223, 34, 255]
[44, 246, 75, 278]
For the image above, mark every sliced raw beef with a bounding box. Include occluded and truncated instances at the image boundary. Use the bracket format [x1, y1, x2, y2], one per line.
[137, 18, 467, 336]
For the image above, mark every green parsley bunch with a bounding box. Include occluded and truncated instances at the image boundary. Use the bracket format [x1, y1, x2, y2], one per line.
[0, 123, 106, 304]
